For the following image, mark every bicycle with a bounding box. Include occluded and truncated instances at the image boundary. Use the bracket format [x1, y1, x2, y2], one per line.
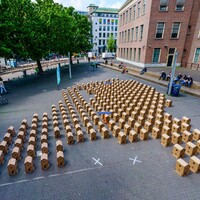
[0, 95, 8, 105]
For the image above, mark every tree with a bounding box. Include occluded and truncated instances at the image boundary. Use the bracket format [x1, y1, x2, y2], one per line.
[107, 34, 116, 52]
[0, 0, 92, 72]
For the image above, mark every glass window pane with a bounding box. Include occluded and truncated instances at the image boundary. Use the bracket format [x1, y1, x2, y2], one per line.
[153, 48, 161, 63]
[194, 48, 200, 63]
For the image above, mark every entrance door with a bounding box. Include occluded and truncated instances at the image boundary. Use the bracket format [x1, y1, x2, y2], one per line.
[167, 48, 175, 67]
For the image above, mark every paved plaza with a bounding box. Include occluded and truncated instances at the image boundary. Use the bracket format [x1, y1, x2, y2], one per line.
[0, 62, 200, 200]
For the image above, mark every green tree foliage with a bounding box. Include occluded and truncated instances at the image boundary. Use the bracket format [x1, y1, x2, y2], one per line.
[107, 34, 116, 52]
[0, 0, 92, 72]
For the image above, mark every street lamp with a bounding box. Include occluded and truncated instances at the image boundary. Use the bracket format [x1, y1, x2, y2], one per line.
[167, 51, 179, 95]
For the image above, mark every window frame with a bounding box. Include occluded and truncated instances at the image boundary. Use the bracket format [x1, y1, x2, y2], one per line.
[152, 48, 161, 63]
[140, 24, 144, 40]
[155, 22, 165, 39]
[138, 48, 141, 62]
[135, 26, 138, 41]
[171, 22, 181, 39]
[138, 2, 141, 18]
[193, 48, 200, 63]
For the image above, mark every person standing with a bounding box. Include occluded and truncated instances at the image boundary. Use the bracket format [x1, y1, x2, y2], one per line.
[0, 76, 7, 94]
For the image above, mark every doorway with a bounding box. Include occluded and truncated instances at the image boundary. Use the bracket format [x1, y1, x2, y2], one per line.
[167, 48, 175, 67]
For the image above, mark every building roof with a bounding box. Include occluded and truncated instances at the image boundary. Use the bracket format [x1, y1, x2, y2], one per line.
[118, 0, 132, 12]
[87, 4, 98, 8]
[92, 7, 119, 14]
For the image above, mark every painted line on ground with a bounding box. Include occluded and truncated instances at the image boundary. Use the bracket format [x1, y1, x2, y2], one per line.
[48, 174, 60, 177]
[15, 180, 28, 184]
[33, 176, 44, 180]
[0, 160, 135, 187]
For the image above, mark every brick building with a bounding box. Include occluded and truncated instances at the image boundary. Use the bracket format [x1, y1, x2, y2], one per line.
[117, 0, 200, 69]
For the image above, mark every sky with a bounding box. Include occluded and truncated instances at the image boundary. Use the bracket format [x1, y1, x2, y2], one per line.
[54, 0, 124, 11]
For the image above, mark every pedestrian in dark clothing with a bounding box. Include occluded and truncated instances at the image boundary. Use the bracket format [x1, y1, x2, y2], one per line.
[159, 71, 167, 80]
[175, 73, 182, 81]
[166, 72, 171, 81]
[140, 67, 147, 75]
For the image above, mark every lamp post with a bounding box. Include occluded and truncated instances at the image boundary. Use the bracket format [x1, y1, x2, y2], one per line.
[68, 52, 72, 79]
[167, 51, 179, 95]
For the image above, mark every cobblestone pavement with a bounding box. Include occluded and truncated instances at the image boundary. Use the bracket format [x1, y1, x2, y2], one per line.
[0, 62, 199, 200]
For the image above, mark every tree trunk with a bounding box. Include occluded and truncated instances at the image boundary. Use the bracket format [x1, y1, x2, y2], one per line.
[36, 59, 43, 74]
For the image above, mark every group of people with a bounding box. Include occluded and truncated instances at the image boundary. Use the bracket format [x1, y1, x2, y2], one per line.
[159, 71, 193, 87]
[0, 76, 7, 95]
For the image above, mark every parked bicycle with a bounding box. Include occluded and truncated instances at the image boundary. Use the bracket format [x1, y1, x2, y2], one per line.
[0, 95, 8, 105]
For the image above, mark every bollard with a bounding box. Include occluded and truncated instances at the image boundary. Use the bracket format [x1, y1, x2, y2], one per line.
[57, 151, 65, 167]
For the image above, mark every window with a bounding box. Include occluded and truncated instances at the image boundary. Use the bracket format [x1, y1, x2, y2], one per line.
[140, 25, 144, 40]
[119, 32, 121, 43]
[107, 33, 110, 38]
[115, 33, 117, 38]
[103, 19, 106, 24]
[131, 28, 134, 41]
[138, 2, 141, 17]
[103, 26, 106, 31]
[160, 0, 168, 11]
[107, 26, 110, 31]
[126, 10, 128, 23]
[133, 5, 136, 20]
[120, 15, 122, 26]
[115, 26, 117, 31]
[99, 33, 102, 37]
[176, 0, 185, 11]
[99, 26, 102, 31]
[171, 22, 181, 38]
[123, 13, 125, 24]
[103, 33, 106, 38]
[193, 48, 200, 63]
[138, 48, 141, 62]
[152, 48, 161, 63]
[99, 19, 102, 24]
[143, 0, 146, 15]
[129, 8, 132, 21]
[103, 40, 105, 45]
[134, 48, 136, 61]
[155, 22, 165, 39]
[127, 48, 129, 59]
[99, 40, 101, 45]
[136, 27, 138, 40]
[107, 19, 110, 25]
[130, 48, 132, 60]
[125, 30, 127, 42]
[122, 32, 124, 43]
[111, 26, 114, 31]
[128, 29, 130, 42]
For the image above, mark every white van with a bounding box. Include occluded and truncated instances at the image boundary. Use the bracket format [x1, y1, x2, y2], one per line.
[102, 52, 115, 59]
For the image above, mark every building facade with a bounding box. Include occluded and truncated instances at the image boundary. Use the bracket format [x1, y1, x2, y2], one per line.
[117, 0, 200, 69]
[87, 4, 119, 55]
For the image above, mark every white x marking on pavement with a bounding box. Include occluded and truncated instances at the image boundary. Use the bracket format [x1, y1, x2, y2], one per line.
[129, 156, 142, 165]
[92, 157, 103, 166]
